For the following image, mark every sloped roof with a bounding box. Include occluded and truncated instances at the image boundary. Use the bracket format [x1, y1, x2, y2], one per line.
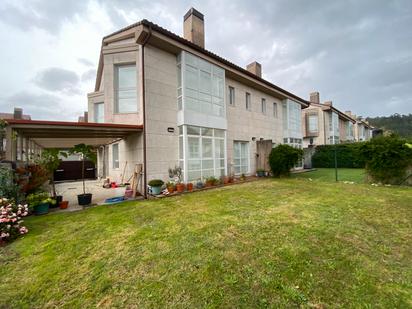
[100, 19, 309, 106]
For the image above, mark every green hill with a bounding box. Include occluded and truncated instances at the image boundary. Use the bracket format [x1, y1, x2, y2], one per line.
[367, 113, 412, 138]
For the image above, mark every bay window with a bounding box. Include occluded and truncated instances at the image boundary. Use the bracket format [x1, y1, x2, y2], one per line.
[179, 125, 226, 181]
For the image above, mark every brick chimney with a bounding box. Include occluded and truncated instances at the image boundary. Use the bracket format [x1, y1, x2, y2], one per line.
[184, 8, 205, 48]
[324, 101, 333, 107]
[13, 107, 23, 119]
[309, 92, 320, 104]
[246, 61, 262, 78]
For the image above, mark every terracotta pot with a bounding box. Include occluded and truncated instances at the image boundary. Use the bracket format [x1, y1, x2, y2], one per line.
[167, 185, 175, 193]
[59, 201, 69, 209]
[205, 181, 213, 187]
[223, 177, 230, 184]
[176, 183, 185, 193]
[187, 183, 193, 191]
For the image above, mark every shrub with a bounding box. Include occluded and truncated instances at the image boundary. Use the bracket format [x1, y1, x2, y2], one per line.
[26, 192, 54, 211]
[359, 136, 412, 184]
[311, 143, 366, 168]
[148, 179, 164, 187]
[0, 166, 23, 202]
[0, 198, 29, 243]
[269, 144, 303, 177]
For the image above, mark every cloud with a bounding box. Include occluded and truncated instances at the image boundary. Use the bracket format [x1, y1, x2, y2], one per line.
[0, 0, 89, 34]
[2, 91, 83, 121]
[33, 68, 80, 95]
[78, 58, 95, 67]
[0, 0, 411, 119]
[81, 69, 97, 82]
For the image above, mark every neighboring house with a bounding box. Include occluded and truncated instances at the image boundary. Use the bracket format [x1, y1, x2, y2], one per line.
[302, 92, 356, 148]
[0, 108, 32, 161]
[87, 8, 308, 188]
[0, 108, 32, 121]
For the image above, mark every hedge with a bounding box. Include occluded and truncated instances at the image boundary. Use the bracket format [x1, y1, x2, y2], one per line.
[311, 143, 366, 168]
[359, 136, 412, 184]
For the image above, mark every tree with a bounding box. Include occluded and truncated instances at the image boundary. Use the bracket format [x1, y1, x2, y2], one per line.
[269, 145, 303, 177]
[69, 144, 97, 196]
[36, 149, 67, 197]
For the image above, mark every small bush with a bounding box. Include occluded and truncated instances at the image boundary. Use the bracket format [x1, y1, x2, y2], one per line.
[0, 166, 23, 203]
[148, 179, 164, 187]
[269, 145, 303, 177]
[0, 198, 29, 243]
[359, 136, 412, 184]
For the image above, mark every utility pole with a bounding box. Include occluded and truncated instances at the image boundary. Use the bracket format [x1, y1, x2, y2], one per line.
[334, 141, 338, 182]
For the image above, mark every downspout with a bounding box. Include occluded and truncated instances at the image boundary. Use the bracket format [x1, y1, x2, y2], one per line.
[141, 26, 152, 199]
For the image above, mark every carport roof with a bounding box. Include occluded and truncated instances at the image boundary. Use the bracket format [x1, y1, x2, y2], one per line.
[5, 119, 143, 148]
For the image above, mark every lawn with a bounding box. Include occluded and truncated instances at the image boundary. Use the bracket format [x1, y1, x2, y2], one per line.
[1, 178, 411, 308]
[292, 168, 366, 183]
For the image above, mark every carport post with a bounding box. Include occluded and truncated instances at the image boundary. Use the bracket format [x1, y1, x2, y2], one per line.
[24, 137, 29, 163]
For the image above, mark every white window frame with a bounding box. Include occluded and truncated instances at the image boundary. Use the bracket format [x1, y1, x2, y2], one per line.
[180, 125, 227, 182]
[246, 92, 251, 111]
[94, 102, 104, 123]
[228, 86, 235, 106]
[233, 141, 250, 175]
[308, 114, 318, 133]
[114, 64, 138, 114]
[112, 143, 119, 169]
[273, 102, 278, 118]
[261, 98, 266, 114]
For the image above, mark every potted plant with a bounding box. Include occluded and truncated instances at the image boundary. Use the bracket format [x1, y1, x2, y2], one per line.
[186, 182, 193, 191]
[166, 181, 175, 193]
[69, 144, 97, 206]
[205, 176, 218, 187]
[148, 179, 164, 195]
[27, 192, 55, 215]
[59, 200, 69, 209]
[168, 166, 185, 192]
[196, 179, 204, 189]
[256, 168, 266, 177]
[36, 148, 67, 205]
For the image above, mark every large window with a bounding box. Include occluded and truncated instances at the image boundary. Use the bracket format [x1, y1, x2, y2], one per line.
[180, 125, 226, 181]
[115, 64, 137, 113]
[329, 112, 339, 144]
[261, 98, 266, 114]
[228, 86, 235, 106]
[346, 122, 354, 138]
[178, 52, 225, 117]
[308, 114, 318, 133]
[233, 141, 249, 174]
[94, 102, 104, 123]
[246, 92, 251, 110]
[112, 143, 119, 169]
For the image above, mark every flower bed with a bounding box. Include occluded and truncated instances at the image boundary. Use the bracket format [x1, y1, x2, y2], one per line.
[0, 198, 29, 244]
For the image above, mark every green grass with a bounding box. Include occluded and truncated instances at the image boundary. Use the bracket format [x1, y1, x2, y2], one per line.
[293, 168, 366, 183]
[1, 178, 411, 308]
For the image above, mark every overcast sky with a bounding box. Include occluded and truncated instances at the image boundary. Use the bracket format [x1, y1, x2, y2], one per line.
[0, 0, 411, 120]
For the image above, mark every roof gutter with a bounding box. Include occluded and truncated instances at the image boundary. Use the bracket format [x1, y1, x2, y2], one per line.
[136, 25, 152, 199]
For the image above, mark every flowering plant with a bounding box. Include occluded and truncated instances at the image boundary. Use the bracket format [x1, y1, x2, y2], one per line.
[0, 198, 29, 243]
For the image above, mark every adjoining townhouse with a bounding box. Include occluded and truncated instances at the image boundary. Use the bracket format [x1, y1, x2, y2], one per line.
[302, 92, 356, 148]
[87, 8, 308, 192]
[344, 111, 373, 142]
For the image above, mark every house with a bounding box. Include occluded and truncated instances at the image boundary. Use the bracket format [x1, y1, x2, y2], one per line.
[86, 7, 308, 192]
[302, 92, 356, 148]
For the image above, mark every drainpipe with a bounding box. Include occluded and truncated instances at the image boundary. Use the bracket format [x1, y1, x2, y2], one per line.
[141, 26, 152, 199]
